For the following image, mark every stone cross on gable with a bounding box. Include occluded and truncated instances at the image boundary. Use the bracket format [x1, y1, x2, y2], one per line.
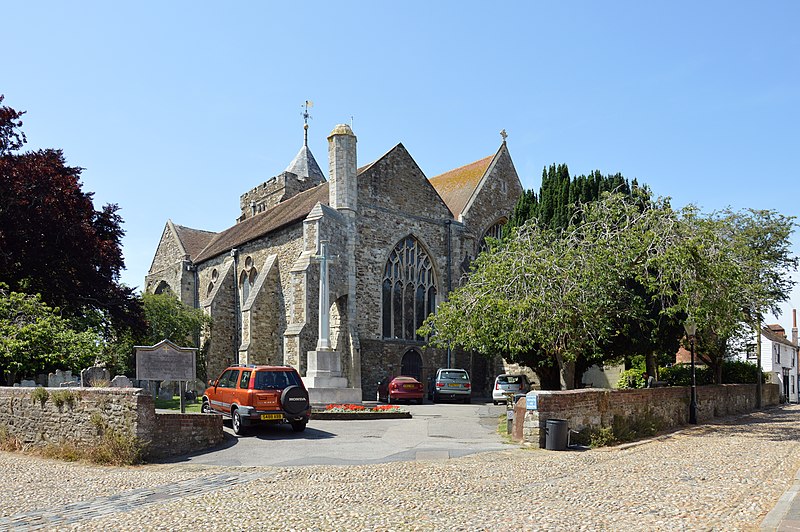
[312, 241, 335, 351]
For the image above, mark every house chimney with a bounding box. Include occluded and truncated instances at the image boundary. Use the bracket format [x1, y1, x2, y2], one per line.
[792, 309, 798, 346]
[328, 124, 357, 213]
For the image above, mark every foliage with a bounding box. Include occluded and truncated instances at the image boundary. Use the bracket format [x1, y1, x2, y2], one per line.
[51, 389, 77, 409]
[659, 360, 765, 387]
[88, 414, 146, 465]
[422, 192, 681, 389]
[98, 292, 211, 378]
[579, 411, 663, 448]
[0, 96, 145, 343]
[424, 185, 797, 390]
[30, 387, 49, 407]
[0, 286, 102, 385]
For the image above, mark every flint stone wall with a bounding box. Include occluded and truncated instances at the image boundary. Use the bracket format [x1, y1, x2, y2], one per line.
[0, 387, 222, 460]
[514, 383, 781, 447]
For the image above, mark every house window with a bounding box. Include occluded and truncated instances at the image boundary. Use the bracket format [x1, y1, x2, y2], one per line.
[775, 344, 781, 364]
[382, 236, 437, 340]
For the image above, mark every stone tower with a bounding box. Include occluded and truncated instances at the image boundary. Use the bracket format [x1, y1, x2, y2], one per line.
[328, 124, 357, 213]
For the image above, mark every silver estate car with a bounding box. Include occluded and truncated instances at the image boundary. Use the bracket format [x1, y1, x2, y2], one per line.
[492, 374, 531, 405]
[429, 368, 471, 403]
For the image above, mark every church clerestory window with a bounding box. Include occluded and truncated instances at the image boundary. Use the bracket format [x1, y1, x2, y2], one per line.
[382, 236, 437, 341]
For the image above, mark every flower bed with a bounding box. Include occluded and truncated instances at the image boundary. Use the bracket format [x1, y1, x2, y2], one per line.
[312, 403, 411, 420]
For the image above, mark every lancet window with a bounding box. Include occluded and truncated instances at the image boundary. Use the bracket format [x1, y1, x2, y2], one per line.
[478, 220, 506, 254]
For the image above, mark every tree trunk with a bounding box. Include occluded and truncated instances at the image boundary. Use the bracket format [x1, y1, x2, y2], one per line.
[534, 364, 562, 390]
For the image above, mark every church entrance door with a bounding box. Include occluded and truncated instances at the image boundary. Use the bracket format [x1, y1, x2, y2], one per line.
[401, 350, 422, 381]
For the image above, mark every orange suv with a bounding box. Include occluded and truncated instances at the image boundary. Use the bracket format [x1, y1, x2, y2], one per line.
[202, 365, 311, 435]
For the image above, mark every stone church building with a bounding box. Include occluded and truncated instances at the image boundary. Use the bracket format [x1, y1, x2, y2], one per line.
[146, 123, 523, 399]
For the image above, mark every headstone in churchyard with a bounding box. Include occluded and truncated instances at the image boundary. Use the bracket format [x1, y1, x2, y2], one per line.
[48, 369, 74, 388]
[110, 375, 133, 388]
[60, 381, 79, 387]
[158, 387, 174, 400]
[19, 380, 36, 387]
[135, 339, 197, 413]
[81, 366, 111, 387]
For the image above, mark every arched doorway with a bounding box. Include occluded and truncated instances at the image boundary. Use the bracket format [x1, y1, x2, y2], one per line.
[401, 350, 423, 381]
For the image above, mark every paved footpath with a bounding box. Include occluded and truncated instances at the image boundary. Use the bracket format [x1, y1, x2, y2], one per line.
[3, 405, 800, 531]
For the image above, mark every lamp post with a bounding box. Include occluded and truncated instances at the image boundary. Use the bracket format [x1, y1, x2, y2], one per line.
[684, 318, 698, 424]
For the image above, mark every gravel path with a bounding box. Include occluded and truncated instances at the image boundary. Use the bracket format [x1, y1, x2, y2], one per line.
[3, 405, 800, 531]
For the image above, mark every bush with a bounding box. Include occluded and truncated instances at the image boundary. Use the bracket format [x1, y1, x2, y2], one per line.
[660, 360, 765, 386]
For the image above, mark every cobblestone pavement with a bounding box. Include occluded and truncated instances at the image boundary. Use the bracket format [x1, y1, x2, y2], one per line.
[3, 405, 800, 531]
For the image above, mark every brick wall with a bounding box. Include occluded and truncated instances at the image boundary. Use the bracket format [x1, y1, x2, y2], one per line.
[0, 387, 222, 460]
[514, 384, 781, 447]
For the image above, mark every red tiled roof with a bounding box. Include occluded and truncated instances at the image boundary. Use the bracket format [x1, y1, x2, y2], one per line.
[428, 155, 493, 218]
[194, 183, 329, 263]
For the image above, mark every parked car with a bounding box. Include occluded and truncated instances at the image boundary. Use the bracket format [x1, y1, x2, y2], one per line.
[429, 368, 471, 404]
[202, 364, 311, 435]
[492, 374, 531, 405]
[377, 376, 424, 404]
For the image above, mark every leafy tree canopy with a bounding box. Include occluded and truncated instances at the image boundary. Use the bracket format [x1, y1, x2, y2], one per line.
[0, 285, 102, 385]
[0, 96, 144, 338]
[423, 191, 797, 389]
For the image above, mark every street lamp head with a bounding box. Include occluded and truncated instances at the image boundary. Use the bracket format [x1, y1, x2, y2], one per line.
[684, 317, 697, 338]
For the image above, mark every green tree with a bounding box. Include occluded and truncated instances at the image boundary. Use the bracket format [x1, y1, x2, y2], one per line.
[0, 285, 101, 385]
[0, 96, 145, 342]
[102, 293, 212, 378]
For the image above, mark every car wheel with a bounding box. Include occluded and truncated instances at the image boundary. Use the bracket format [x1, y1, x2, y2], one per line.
[417, 398, 424, 405]
[463, 396, 470, 404]
[291, 420, 307, 432]
[201, 400, 211, 413]
[232, 409, 245, 435]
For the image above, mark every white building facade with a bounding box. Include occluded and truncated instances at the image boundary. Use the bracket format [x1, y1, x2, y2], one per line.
[737, 312, 799, 403]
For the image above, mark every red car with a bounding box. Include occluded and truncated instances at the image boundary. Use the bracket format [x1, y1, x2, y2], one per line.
[376, 376, 424, 404]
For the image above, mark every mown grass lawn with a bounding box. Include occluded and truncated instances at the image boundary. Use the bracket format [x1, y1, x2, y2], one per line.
[154, 396, 202, 413]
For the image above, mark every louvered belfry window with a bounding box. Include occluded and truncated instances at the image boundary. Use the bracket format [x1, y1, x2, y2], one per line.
[382, 236, 437, 340]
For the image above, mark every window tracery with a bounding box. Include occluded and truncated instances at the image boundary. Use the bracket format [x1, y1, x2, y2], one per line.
[382, 236, 437, 340]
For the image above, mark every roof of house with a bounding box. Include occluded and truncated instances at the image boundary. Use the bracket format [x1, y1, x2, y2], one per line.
[762, 326, 798, 348]
[172, 224, 217, 259]
[428, 154, 494, 218]
[194, 182, 330, 263]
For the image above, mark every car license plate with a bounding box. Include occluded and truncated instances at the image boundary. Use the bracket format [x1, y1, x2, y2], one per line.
[260, 413, 283, 421]
[447, 383, 460, 387]
[403, 384, 416, 389]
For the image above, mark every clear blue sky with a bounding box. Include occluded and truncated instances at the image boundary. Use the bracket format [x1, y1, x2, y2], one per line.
[5, 1, 799, 326]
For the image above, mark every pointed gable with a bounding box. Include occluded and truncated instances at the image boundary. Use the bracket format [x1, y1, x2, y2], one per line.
[357, 143, 454, 219]
[429, 154, 494, 219]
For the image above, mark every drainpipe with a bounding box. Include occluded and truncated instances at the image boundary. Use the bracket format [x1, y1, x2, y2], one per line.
[445, 220, 452, 368]
[231, 248, 240, 364]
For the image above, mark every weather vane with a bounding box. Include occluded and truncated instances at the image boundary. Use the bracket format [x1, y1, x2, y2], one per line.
[500, 129, 508, 143]
[302, 100, 313, 145]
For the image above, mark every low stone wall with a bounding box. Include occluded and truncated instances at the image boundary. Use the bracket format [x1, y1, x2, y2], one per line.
[514, 383, 781, 447]
[0, 387, 222, 460]
[150, 412, 224, 458]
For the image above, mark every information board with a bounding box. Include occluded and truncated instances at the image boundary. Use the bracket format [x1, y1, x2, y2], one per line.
[135, 340, 196, 381]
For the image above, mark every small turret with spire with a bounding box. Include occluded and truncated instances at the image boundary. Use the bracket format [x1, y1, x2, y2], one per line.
[237, 100, 326, 221]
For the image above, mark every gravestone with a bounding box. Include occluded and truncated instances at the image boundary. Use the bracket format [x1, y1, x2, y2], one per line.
[81, 366, 110, 387]
[19, 380, 36, 387]
[60, 381, 79, 387]
[110, 375, 133, 388]
[48, 370, 74, 388]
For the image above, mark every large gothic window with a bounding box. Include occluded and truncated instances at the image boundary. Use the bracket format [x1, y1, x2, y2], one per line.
[382, 236, 437, 340]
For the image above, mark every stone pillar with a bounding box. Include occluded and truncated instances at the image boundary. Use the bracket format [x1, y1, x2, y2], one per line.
[328, 124, 357, 213]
